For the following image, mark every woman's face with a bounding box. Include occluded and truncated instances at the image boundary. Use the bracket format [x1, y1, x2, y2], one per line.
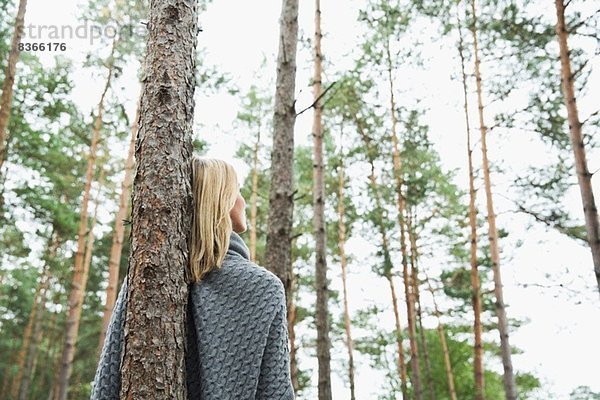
[230, 189, 247, 234]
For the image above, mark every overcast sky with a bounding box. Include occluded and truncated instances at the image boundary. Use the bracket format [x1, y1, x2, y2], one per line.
[17, 0, 600, 398]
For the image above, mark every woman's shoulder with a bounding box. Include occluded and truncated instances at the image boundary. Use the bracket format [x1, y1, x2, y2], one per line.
[200, 253, 285, 300]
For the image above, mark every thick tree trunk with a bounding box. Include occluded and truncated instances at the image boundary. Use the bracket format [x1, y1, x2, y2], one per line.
[55, 36, 117, 399]
[312, 1, 332, 399]
[470, 1, 517, 397]
[337, 135, 356, 400]
[385, 38, 423, 400]
[456, 4, 485, 396]
[0, 0, 27, 172]
[356, 119, 409, 400]
[119, 1, 198, 397]
[555, 0, 600, 295]
[265, 0, 299, 302]
[97, 92, 140, 355]
[249, 127, 261, 262]
[57, 169, 103, 400]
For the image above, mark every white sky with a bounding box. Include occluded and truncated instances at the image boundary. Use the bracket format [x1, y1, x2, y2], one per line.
[15, 0, 600, 399]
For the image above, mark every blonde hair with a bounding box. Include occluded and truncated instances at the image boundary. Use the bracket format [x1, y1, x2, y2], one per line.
[189, 156, 239, 282]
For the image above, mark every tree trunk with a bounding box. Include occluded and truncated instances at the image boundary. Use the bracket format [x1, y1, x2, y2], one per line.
[0, 339, 17, 398]
[555, 0, 600, 295]
[55, 36, 117, 399]
[312, 1, 332, 399]
[265, 0, 299, 303]
[422, 266, 457, 400]
[287, 262, 299, 393]
[10, 272, 44, 399]
[0, 0, 28, 172]
[57, 168, 103, 400]
[407, 210, 435, 400]
[470, 1, 517, 397]
[249, 125, 261, 263]
[97, 92, 140, 355]
[36, 307, 58, 399]
[18, 272, 49, 400]
[119, 0, 198, 397]
[385, 37, 423, 400]
[356, 119, 409, 400]
[337, 131, 356, 400]
[456, 3, 485, 396]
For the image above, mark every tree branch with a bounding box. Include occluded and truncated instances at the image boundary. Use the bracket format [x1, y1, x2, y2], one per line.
[295, 81, 337, 116]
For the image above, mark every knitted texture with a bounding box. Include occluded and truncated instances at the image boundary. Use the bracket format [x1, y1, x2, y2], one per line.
[91, 231, 294, 400]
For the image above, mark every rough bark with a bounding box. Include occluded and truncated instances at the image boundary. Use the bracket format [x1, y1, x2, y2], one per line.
[265, 0, 299, 302]
[385, 38, 422, 400]
[337, 134, 356, 400]
[555, 0, 600, 295]
[57, 168, 103, 400]
[312, 1, 332, 398]
[119, 0, 198, 397]
[0, 0, 28, 172]
[456, 3, 485, 396]
[356, 119, 409, 400]
[97, 92, 140, 355]
[470, 0, 517, 397]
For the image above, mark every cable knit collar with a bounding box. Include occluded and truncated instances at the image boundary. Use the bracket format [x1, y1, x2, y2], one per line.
[227, 231, 250, 260]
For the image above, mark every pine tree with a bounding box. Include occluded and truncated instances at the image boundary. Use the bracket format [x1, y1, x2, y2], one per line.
[119, 0, 199, 397]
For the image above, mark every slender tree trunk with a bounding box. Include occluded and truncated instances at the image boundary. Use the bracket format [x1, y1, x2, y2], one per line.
[407, 210, 435, 400]
[249, 126, 261, 263]
[0, 339, 18, 398]
[356, 119, 409, 400]
[57, 168, 103, 400]
[421, 266, 458, 400]
[265, 0, 299, 302]
[312, 1, 332, 398]
[287, 262, 299, 393]
[18, 272, 49, 400]
[337, 131, 356, 400]
[457, 3, 485, 396]
[555, 0, 600, 295]
[36, 307, 58, 399]
[120, 0, 198, 397]
[0, 0, 28, 172]
[385, 38, 423, 400]
[55, 36, 117, 399]
[97, 92, 140, 355]
[470, 1, 517, 398]
[10, 269, 45, 399]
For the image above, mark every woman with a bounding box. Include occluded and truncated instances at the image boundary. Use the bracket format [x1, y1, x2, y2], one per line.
[91, 157, 294, 400]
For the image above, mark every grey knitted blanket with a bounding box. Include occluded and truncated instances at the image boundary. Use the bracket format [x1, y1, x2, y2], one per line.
[91, 231, 295, 399]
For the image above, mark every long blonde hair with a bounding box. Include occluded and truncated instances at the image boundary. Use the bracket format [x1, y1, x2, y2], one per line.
[189, 156, 239, 282]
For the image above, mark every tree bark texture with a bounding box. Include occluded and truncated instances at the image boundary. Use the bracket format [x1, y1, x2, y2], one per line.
[119, 0, 198, 398]
[265, 0, 299, 302]
[98, 92, 140, 355]
[470, 1, 517, 398]
[555, 0, 600, 295]
[312, 1, 332, 399]
[0, 0, 27, 172]
[337, 134, 356, 400]
[456, 3, 485, 396]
